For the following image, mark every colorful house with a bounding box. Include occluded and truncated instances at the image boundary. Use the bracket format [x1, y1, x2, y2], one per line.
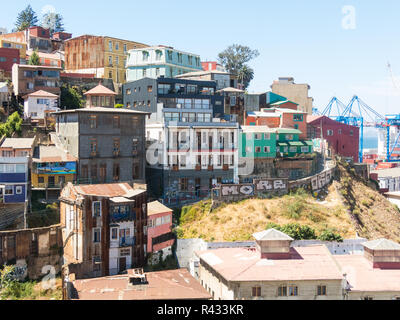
[31, 144, 77, 201]
[241, 126, 277, 158]
[0, 156, 29, 204]
[147, 201, 174, 254]
[276, 128, 314, 158]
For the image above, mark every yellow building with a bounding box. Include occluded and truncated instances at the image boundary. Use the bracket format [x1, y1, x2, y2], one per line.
[32, 145, 77, 201]
[0, 38, 27, 62]
[64, 35, 149, 85]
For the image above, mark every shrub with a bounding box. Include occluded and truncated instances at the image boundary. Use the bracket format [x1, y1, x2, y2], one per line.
[318, 230, 343, 242]
[266, 223, 317, 240]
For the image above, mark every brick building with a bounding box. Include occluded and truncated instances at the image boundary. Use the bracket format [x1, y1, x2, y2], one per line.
[59, 182, 148, 279]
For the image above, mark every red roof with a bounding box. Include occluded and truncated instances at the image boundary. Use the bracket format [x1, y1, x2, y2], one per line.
[197, 245, 343, 282]
[84, 84, 116, 96]
[71, 269, 211, 300]
[25, 90, 58, 98]
[335, 254, 400, 292]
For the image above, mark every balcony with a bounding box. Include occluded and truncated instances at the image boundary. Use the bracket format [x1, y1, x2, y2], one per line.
[33, 182, 65, 190]
[208, 165, 214, 171]
[110, 211, 135, 223]
[119, 236, 135, 247]
[172, 165, 179, 172]
[89, 151, 99, 158]
[113, 151, 120, 158]
[223, 165, 229, 171]
[195, 165, 201, 171]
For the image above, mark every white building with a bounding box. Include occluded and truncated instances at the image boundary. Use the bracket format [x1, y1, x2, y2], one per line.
[371, 167, 400, 192]
[23, 90, 59, 120]
[126, 46, 203, 82]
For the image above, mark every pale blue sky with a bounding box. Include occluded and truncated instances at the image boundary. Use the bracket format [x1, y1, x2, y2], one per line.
[2, 1, 400, 116]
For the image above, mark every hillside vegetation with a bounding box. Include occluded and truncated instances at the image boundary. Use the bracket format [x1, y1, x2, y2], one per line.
[176, 161, 400, 242]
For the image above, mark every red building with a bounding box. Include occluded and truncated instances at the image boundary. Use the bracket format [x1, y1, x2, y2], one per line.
[147, 201, 174, 253]
[0, 48, 19, 74]
[307, 115, 360, 162]
[202, 61, 225, 72]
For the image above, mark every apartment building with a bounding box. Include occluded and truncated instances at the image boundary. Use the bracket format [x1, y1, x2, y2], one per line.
[59, 182, 148, 278]
[64, 35, 149, 85]
[123, 77, 224, 118]
[53, 84, 149, 185]
[12, 64, 62, 97]
[26, 50, 63, 68]
[175, 70, 238, 91]
[197, 229, 345, 300]
[271, 77, 314, 115]
[0, 137, 35, 158]
[0, 26, 52, 53]
[126, 46, 202, 82]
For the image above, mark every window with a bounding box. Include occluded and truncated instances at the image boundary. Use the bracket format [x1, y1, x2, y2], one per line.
[113, 138, 120, 154]
[187, 85, 197, 94]
[108, 56, 112, 66]
[156, 68, 160, 77]
[111, 227, 119, 240]
[113, 163, 120, 181]
[90, 139, 98, 153]
[264, 133, 271, 140]
[143, 69, 147, 77]
[179, 178, 188, 191]
[93, 228, 101, 243]
[142, 51, 149, 62]
[5, 186, 13, 195]
[317, 285, 327, 296]
[293, 114, 303, 122]
[0, 57, 6, 62]
[177, 53, 182, 63]
[350, 130, 354, 136]
[113, 116, 120, 128]
[363, 296, 374, 300]
[109, 70, 113, 79]
[147, 86, 153, 93]
[327, 130, 334, 136]
[15, 186, 23, 195]
[252, 287, 261, 297]
[156, 50, 162, 61]
[285, 134, 294, 140]
[288, 285, 298, 296]
[123, 44, 127, 52]
[89, 115, 97, 128]
[126, 88, 131, 95]
[254, 133, 262, 140]
[115, 42, 119, 51]
[109, 41, 113, 52]
[264, 146, 270, 153]
[115, 56, 119, 66]
[92, 201, 102, 217]
[338, 129, 342, 134]
[255, 147, 261, 153]
[278, 285, 287, 297]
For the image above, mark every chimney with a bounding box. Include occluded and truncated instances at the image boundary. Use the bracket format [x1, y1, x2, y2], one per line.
[253, 229, 293, 260]
[362, 239, 400, 269]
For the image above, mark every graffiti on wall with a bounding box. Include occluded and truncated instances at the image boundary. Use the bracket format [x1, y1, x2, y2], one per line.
[212, 167, 335, 205]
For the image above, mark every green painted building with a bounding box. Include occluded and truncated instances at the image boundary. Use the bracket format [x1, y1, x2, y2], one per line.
[241, 126, 277, 158]
[276, 128, 314, 157]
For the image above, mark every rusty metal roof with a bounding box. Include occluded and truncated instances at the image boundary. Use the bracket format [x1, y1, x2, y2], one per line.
[72, 183, 145, 198]
[72, 269, 211, 300]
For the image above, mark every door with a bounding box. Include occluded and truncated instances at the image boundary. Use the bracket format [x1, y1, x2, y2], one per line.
[48, 176, 55, 187]
[119, 257, 126, 273]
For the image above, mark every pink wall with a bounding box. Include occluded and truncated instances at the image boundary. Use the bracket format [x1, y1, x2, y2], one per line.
[147, 211, 174, 253]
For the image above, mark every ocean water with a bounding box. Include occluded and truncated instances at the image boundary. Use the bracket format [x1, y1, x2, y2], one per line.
[364, 136, 378, 149]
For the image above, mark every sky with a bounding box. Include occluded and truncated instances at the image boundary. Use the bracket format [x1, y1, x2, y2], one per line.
[2, 0, 400, 119]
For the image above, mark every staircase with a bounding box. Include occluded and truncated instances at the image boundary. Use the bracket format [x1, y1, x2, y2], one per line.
[0, 204, 25, 230]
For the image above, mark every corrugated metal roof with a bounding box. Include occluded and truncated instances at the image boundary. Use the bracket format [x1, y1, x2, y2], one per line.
[72, 269, 211, 300]
[72, 183, 145, 198]
[147, 201, 173, 216]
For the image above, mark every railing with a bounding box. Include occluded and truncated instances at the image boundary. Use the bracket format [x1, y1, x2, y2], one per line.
[119, 236, 135, 247]
[33, 182, 66, 189]
[110, 212, 135, 222]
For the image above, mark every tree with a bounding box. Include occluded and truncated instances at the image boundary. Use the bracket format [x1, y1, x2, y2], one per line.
[28, 50, 40, 66]
[60, 85, 84, 110]
[218, 44, 259, 90]
[41, 12, 64, 36]
[14, 5, 38, 31]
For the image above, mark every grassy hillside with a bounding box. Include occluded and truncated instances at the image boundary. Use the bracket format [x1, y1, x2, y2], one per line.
[176, 161, 400, 242]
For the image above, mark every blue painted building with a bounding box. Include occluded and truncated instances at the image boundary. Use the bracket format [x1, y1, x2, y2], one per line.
[0, 157, 29, 204]
[126, 46, 203, 82]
